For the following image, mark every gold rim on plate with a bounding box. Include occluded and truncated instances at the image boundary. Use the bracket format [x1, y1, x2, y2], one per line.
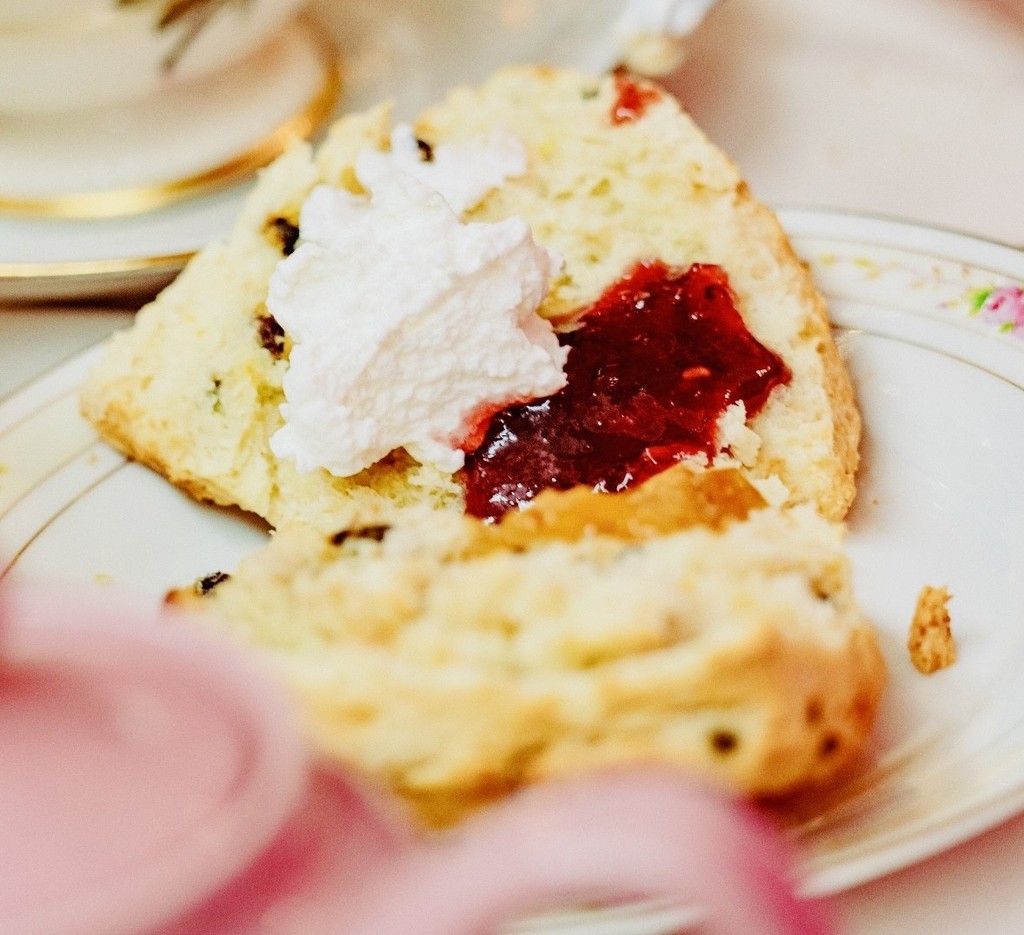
[0, 16, 341, 222]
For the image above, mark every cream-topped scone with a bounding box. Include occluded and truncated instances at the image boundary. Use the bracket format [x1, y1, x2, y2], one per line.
[80, 65, 859, 532]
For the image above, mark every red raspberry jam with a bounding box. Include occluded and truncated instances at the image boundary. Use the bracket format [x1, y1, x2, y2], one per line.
[462, 262, 790, 520]
[610, 72, 662, 124]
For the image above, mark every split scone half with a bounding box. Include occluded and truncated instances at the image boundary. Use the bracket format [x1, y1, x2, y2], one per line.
[169, 468, 885, 827]
[80, 65, 860, 532]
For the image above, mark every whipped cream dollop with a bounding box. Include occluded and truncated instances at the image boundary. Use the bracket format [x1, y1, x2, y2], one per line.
[267, 127, 567, 478]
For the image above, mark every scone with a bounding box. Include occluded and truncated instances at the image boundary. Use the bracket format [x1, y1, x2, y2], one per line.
[80, 65, 860, 532]
[169, 467, 885, 827]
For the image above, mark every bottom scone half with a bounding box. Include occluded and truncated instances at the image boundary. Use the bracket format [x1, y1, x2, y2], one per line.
[169, 468, 885, 827]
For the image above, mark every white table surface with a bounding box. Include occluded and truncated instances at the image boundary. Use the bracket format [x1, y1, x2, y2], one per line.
[2, 1, 1023, 931]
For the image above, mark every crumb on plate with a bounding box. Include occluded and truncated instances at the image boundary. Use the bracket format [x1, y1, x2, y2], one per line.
[908, 585, 955, 674]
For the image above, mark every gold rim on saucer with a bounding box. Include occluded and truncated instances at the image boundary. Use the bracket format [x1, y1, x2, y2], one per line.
[0, 253, 191, 304]
[0, 17, 341, 221]
[0, 253, 191, 280]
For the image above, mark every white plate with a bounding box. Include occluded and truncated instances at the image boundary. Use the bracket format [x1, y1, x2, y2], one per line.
[2, 210, 1024, 930]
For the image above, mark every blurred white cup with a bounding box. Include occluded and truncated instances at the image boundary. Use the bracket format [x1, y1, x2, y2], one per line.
[0, 0, 307, 115]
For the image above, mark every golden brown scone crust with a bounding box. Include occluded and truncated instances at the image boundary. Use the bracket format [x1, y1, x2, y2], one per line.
[80, 66, 859, 531]
[908, 585, 956, 674]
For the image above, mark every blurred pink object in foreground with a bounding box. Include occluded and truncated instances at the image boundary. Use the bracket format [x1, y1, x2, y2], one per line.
[0, 584, 831, 935]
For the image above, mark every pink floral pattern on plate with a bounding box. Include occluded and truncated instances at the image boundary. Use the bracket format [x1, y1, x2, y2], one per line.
[972, 285, 1024, 339]
[808, 244, 1024, 343]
